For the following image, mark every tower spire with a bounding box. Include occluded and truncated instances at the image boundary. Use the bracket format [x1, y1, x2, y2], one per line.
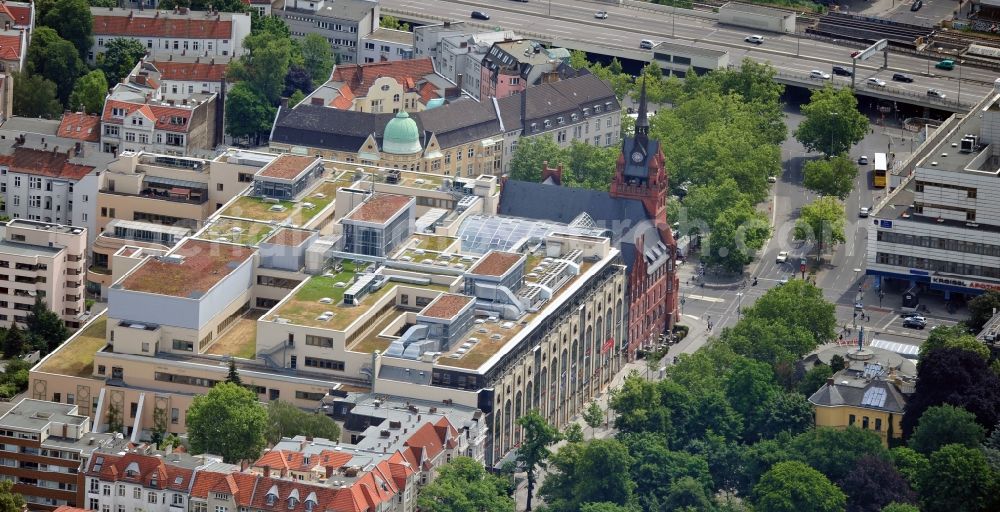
[635, 78, 649, 137]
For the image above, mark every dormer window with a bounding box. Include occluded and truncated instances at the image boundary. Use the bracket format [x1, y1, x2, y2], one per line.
[530, 122, 537, 133]
[265, 485, 279, 506]
[287, 489, 299, 509]
[543, 120, 551, 128]
[557, 116, 564, 125]
[571, 113, 578, 121]
[125, 462, 140, 478]
[112, 107, 126, 118]
[582, 108, 590, 116]
[594, 105, 602, 113]
[605, 101, 612, 109]
[150, 474, 158, 487]
[304, 502, 314, 512]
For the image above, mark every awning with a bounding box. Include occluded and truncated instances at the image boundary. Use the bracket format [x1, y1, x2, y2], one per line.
[145, 176, 206, 189]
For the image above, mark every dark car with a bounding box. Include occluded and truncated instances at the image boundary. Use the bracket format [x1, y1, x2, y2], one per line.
[892, 73, 914, 83]
[911, 0, 922, 11]
[471, 10, 490, 20]
[832, 65, 852, 77]
[903, 317, 927, 329]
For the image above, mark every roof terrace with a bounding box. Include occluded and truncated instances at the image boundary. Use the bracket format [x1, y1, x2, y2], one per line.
[219, 179, 339, 225]
[257, 154, 320, 181]
[117, 239, 255, 298]
[199, 217, 277, 246]
[344, 194, 413, 224]
[326, 163, 445, 192]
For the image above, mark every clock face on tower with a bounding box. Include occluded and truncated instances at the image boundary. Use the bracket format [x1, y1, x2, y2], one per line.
[631, 151, 644, 164]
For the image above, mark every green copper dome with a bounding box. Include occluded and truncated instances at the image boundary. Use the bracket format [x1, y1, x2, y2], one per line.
[382, 111, 422, 155]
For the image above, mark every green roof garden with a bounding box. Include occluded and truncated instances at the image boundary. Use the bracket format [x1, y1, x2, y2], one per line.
[36, 315, 107, 378]
[199, 217, 277, 246]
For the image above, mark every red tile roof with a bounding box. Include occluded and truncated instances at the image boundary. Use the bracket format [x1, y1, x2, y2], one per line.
[102, 99, 195, 133]
[402, 423, 445, 468]
[53, 507, 88, 512]
[0, 32, 22, 62]
[94, 15, 234, 39]
[0, 147, 95, 180]
[57, 113, 102, 143]
[328, 85, 354, 110]
[344, 193, 412, 224]
[253, 448, 352, 476]
[84, 452, 194, 491]
[330, 58, 436, 100]
[190, 468, 399, 512]
[258, 154, 319, 180]
[6, 5, 30, 27]
[154, 60, 229, 82]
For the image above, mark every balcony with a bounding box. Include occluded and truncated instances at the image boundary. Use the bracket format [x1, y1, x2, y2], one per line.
[14, 263, 38, 271]
[88, 265, 110, 275]
[66, 269, 81, 276]
[67, 255, 82, 263]
[65, 295, 80, 303]
[14, 276, 37, 284]
[66, 281, 81, 289]
[64, 308, 79, 316]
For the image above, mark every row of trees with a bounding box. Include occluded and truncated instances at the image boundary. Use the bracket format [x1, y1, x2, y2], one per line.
[419, 279, 1000, 512]
[225, 17, 333, 145]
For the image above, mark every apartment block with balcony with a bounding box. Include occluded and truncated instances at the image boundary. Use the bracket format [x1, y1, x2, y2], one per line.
[0, 219, 87, 328]
[0, 399, 124, 511]
[89, 7, 251, 64]
[274, 0, 378, 64]
[359, 28, 414, 64]
[413, 23, 517, 102]
[89, 150, 267, 296]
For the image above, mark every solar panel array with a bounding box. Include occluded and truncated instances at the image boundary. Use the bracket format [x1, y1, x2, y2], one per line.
[861, 386, 888, 408]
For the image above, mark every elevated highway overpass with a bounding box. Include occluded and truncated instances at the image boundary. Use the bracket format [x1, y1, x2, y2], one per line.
[387, 0, 993, 112]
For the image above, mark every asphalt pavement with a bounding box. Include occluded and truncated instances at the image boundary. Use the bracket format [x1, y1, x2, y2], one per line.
[386, 0, 995, 105]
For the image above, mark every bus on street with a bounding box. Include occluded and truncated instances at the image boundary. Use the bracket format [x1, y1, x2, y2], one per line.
[874, 153, 888, 188]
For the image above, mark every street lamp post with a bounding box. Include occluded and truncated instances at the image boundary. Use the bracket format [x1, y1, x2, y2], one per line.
[671, 5, 676, 38]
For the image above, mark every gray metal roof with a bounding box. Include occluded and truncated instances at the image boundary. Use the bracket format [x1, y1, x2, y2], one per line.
[496, 73, 619, 131]
[0, 239, 63, 257]
[0, 399, 87, 430]
[808, 375, 907, 413]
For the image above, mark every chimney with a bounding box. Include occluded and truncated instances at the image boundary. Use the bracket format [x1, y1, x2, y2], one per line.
[826, 377, 835, 386]
[540, 162, 563, 185]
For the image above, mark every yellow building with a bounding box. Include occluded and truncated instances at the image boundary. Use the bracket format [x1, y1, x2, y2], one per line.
[808, 364, 908, 446]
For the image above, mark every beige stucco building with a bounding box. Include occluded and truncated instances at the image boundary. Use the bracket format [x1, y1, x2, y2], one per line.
[0, 219, 87, 328]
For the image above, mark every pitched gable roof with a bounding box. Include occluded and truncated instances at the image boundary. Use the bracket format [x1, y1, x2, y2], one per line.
[0, 32, 22, 62]
[0, 147, 95, 181]
[85, 452, 194, 491]
[153, 60, 229, 82]
[93, 15, 233, 39]
[330, 58, 435, 99]
[102, 99, 195, 133]
[57, 113, 102, 143]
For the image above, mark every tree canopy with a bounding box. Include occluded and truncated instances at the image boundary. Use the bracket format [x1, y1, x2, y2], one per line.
[795, 85, 869, 156]
[0, 481, 25, 512]
[415, 457, 512, 512]
[794, 196, 847, 255]
[26, 27, 84, 105]
[41, 0, 93, 60]
[803, 154, 859, 199]
[300, 33, 334, 84]
[967, 291, 1000, 333]
[186, 382, 268, 463]
[98, 38, 146, 86]
[225, 82, 276, 144]
[752, 460, 847, 512]
[919, 324, 990, 360]
[69, 69, 109, 115]
[919, 444, 999, 512]
[902, 347, 1000, 438]
[265, 400, 341, 445]
[517, 410, 560, 511]
[909, 404, 985, 454]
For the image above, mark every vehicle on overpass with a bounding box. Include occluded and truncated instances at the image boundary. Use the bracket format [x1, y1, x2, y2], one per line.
[936, 59, 955, 70]
[745, 34, 764, 44]
[873, 153, 888, 188]
[832, 65, 852, 77]
[810, 69, 831, 80]
[594, 10, 608, 19]
[640, 39, 654, 49]
[927, 88, 946, 99]
[471, 10, 490, 20]
[892, 73, 914, 83]
[867, 77, 887, 88]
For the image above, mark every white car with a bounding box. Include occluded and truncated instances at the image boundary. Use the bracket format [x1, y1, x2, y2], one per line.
[810, 69, 831, 80]
[859, 207, 870, 218]
[767, 175, 777, 183]
[927, 88, 946, 99]
[776, 251, 789, 263]
[594, 10, 608, 19]
[867, 77, 887, 88]
[745, 35, 764, 44]
[858, 155, 869, 165]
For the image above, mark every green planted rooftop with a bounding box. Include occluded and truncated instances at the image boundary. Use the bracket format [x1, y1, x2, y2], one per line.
[200, 217, 276, 246]
[37, 316, 107, 378]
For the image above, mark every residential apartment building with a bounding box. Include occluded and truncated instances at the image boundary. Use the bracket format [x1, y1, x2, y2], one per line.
[496, 72, 622, 173]
[0, 219, 87, 328]
[90, 7, 251, 63]
[30, 152, 625, 466]
[0, 27, 27, 122]
[0, 2, 34, 34]
[304, 59, 451, 113]
[88, 149, 266, 296]
[57, 114, 103, 152]
[359, 28, 414, 63]
[136, 56, 230, 103]
[275, 0, 378, 64]
[0, 399, 123, 511]
[99, 67, 223, 157]
[414, 24, 526, 102]
[480, 40, 569, 100]
[867, 80, 1000, 301]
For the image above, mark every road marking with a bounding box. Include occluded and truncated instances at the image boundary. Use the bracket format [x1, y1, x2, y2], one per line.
[880, 317, 896, 330]
[685, 294, 726, 303]
[683, 314, 701, 321]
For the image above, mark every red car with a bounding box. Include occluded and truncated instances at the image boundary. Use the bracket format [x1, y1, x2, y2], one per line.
[851, 51, 861, 58]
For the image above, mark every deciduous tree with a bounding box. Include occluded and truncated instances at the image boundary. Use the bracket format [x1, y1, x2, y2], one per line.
[1, 324, 24, 359]
[787, 426, 887, 482]
[97, 38, 146, 85]
[541, 439, 635, 511]
[224, 82, 275, 145]
[186, 382, 268, 463]
[794, 196, 847, 255]
[25, 298, 68, 354]
[415, 456, 513, 512]
[583, 402, 604, 436]
[509, 135, 565, 183]
[0, 480, 25, 512]
[753, 460, 846, 512]
[741, 279, 837, 347]
[967, 290, 1000, 333]
[798, 363, 832, 396]
[839, 455, 917, 512]
[300, 33, 334, 84]
[26, 27, 84, 105]
[68, 69, 109, 114]
[378, 15, 410, 31]
[909, 404, 985, 454]
[919, 325, 990, 360]
[803, 154, 859, 199]
[919, 444, 998, 512]
[795, 85, 869, 156]
[41, 0, 94, 59]
[888, 447, 928, 493]
[265, 400, 340, 445]
[902, 348, 1000, 438]
[516, 410, 560, 511]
